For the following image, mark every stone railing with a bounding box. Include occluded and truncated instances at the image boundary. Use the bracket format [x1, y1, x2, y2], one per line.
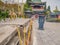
[0, 18, 33, 45]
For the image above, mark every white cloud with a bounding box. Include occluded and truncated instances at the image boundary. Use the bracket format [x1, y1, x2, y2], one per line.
[42, 0, 60, 11]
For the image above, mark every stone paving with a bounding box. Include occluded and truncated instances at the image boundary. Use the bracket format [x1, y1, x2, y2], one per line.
[33, 20, 60, 45]
[0, 18, 30, 45]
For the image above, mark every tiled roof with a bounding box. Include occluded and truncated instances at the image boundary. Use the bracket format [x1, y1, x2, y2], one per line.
[50, 12, 60, 15]
[56, 12, 60, 15]
[50, 12, 56, 15]
[32, 0, 41, 3]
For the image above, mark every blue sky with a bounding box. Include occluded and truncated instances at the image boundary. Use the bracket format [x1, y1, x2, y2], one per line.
[2, 0, 60, 11]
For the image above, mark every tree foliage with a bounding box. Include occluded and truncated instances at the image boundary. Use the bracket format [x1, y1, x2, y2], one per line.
[24, 0, 32, 11]
[45, 6, 51, 15]
[53, 6, 59, 13]
[47, 6, 51, 12]
[0, 9, 9, 20]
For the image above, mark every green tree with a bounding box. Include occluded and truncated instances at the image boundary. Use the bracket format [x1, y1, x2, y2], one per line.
[24, 0, 32, 11]
[26, 0, 31, 8]
[47, 6, 51, 12]
[46, 6, 51, 15]
[45, 6, 51, 18]
[53, 6, 59, 13]
[0, 9, 9, 20]
[27, 0, 31, 4]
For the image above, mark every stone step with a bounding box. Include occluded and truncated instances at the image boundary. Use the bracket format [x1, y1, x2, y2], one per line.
[7, 36, 19, 45]
[0, 26, 17, 45]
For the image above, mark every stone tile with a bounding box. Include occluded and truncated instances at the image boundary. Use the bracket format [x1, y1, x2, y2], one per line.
[33, 20, 60, 45]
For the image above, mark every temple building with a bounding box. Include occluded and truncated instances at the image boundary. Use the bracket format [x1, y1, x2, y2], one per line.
[29, 0, 46, 16]
[50, 12, 60, 19]
[24, 8, 32, 18]
[24, 0, 46, 18]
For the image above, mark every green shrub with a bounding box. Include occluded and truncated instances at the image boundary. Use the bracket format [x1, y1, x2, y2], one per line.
[0, 10, 9, 21]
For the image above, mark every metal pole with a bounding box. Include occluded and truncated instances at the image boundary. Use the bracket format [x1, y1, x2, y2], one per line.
[17, 27, 22, 45]
[18, 0, 19, 12]
[21, 0, 24, 18]
[5, 0, 7, 9]
[24, 27, 26, 45]
[18, 0, 21, 18]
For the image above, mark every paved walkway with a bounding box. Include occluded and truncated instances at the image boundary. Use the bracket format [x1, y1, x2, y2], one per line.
[33, 20, 60, 45]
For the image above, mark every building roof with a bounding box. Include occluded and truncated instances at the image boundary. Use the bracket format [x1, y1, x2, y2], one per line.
[50, 12, 60, 16]
[55, 12, 60, 15]
[24, 8, 32, 13]
[50, 12, 56, 15]
[32, 0, 41, 3]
